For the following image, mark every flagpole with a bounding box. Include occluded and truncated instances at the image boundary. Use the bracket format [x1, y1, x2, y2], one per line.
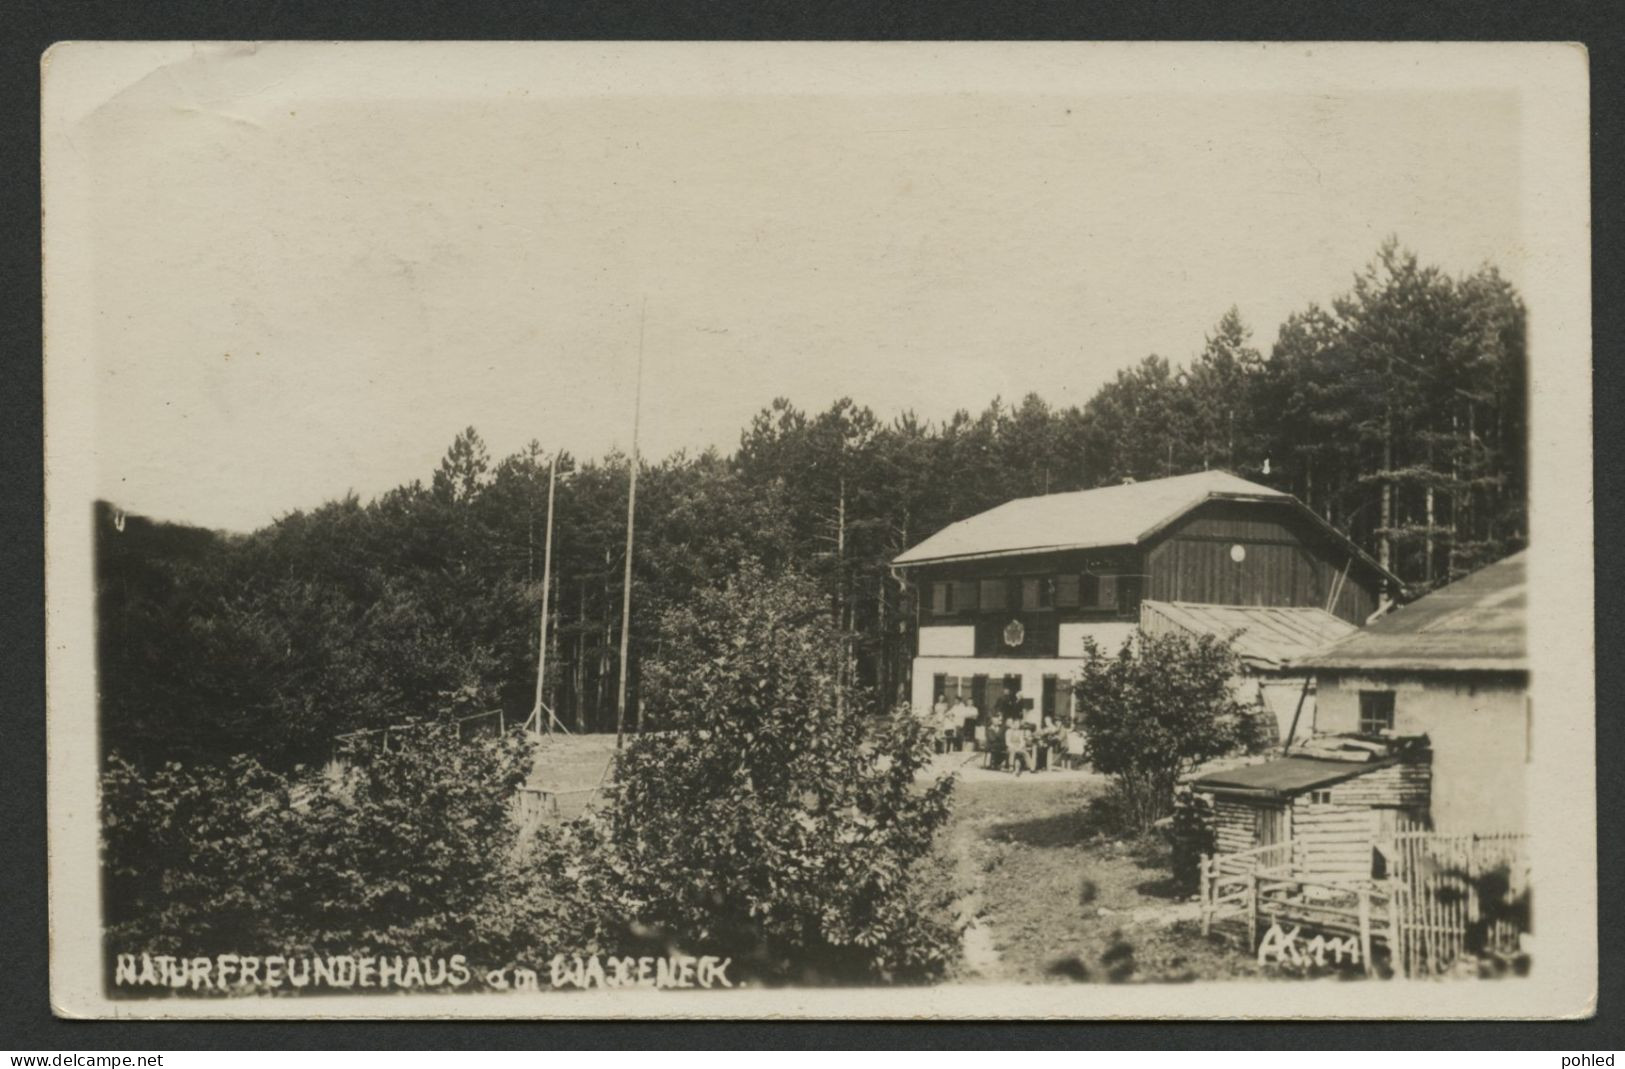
[530, 451, 559, 735]
[615, 299, 646, 750]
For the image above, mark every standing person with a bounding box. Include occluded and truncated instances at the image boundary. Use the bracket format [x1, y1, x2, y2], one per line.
[930, 692, 951, 753]
[950, 693, 972, 752]
[994, 683, 1019, 722]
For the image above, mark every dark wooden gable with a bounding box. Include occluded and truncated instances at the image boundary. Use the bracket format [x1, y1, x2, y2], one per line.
[1142, 498, 1381, 624]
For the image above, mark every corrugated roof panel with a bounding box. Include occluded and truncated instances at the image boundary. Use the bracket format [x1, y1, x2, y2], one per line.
[1140, 600, 1357, 670]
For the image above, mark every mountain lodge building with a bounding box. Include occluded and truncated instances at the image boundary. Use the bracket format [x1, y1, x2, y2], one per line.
[890, 470, 1401, 724]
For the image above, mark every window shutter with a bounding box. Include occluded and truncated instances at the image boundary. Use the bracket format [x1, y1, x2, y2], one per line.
[1098, 575, 1118, 609]
[1054, 574, 1080, 608]
[1081, 573, 1100, 607]
[980, 579, 1007, 611]
[932, 582, 951, 614]
[1021, 578, 1041, 611]
[955, 580, 979, 612]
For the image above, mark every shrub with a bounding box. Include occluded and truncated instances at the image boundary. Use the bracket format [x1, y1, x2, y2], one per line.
[101, 720, 549, 980]
[1075, 631, 1248, 833]
[606, 561, 960, 984]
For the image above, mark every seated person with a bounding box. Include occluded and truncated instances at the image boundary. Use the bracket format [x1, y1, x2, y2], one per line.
[1007, 720, 1037, 775]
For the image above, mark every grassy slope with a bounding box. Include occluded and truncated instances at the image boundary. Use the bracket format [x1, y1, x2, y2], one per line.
[948, 776, 1269, 984]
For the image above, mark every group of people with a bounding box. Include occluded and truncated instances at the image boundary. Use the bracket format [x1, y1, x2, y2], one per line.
[928, 684, 1048, 775]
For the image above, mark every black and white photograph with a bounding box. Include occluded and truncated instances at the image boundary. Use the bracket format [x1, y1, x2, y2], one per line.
[40, 41, 1595, 1019]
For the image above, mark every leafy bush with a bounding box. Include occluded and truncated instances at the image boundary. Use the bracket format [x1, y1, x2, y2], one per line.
[606, 561, 960, 984]
[1075, 631, 1248, 833]
[101, 720, 553, 979]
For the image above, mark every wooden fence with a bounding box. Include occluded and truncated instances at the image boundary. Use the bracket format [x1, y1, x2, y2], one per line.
[1200, 825, 1530, 978]
[332, 709, 507, 757]
[510, 784, 611, 832]
[1381, 825, 1529, 978]
[1201, 852, 1390, 976]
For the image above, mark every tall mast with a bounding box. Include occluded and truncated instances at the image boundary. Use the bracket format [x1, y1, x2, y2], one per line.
[530, 451, 559, 734]
[615, 299, 646, 750]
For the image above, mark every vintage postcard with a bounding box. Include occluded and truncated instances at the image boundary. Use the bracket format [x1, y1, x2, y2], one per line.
[42, 41, 1595, 1019]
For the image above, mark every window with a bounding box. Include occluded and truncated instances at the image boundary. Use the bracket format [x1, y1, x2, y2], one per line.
[1054, 574, 1080, 608]
[979, 578, 1008, 611]
[1021, 577, 1053, 611]
[1359, 690, 1396, 734]
[1077, 573, 1120, 610]
[999, 674, 1024, 712]
[954, 580, 979, 613]
[933, 673, 948, 702]
[1309, 790, 1333, 805]
[931, 582, 953, 615]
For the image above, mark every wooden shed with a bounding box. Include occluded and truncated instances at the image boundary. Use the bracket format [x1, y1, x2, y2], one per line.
[1190, 736, 1431, 879]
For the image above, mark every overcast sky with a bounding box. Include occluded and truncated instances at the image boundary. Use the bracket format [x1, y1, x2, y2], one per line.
[64, 44, 1523, 532]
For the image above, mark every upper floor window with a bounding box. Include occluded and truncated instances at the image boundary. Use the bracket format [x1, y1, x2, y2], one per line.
[929, 571, 1138, 616]
[1359, 690, 1396, 734]
[1021, 577, 1054, 611]
[928, 579, 981, 616]
[1080, 573, 1119, 610]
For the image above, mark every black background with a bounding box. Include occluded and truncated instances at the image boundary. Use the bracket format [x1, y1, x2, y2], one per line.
[3, 0, 1621, 1050]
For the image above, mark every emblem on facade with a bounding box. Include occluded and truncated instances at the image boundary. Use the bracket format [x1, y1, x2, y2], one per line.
[1003, 618, 1025, 648]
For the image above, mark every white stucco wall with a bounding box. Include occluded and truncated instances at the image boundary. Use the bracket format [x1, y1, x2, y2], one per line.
[1059, 621, 1136, 657]
[918, 625, 975, 657]
[1257, 676, 1316, 743]
[1315, 671, 1528, 835]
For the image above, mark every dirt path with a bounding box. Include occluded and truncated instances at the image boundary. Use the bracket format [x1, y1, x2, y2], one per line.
[946, 807, 1010, 981]
[940, 771, 1262, 983]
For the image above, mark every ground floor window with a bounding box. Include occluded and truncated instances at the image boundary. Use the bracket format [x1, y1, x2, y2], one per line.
[1358, 690, 1396, 734]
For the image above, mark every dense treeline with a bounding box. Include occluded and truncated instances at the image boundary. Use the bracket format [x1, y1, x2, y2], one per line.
[97, 240, 1527, 767]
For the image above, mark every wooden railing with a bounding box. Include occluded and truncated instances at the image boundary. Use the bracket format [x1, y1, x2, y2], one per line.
[1200, 826, 1530, 978]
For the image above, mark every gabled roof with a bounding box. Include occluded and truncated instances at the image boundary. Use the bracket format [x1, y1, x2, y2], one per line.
[1140, 600, 1358, 671]
[894, 471, 1283, 565]
[1294, 551, 1527, 674]
[892, 471, 1398, 589]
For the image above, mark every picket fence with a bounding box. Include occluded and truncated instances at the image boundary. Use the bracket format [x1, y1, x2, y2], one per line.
[1199, 824, 1529, 978]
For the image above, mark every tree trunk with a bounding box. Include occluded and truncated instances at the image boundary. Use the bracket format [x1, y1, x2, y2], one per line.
[836, 476, 847, 716]
[1380, 367, 1394, 573]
